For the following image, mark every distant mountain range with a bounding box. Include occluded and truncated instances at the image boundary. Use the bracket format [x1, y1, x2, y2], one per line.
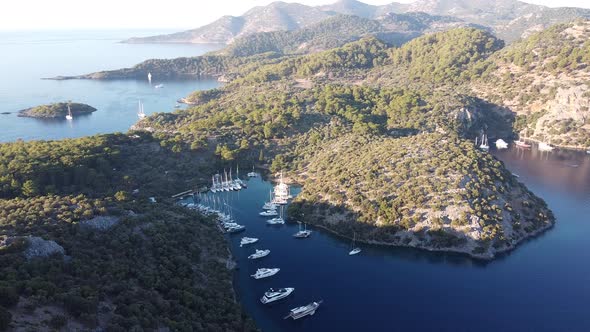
[123, 0, 590, 44]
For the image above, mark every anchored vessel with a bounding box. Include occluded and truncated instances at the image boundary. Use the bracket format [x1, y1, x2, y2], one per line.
[251, 268, 280, 279]
[495, 139, 508, 149]
[260, 288, 294, 304]
[293, 222, 311, 238]
[240, 237, 258, 247]
[137, 100, 146, 119]
[65, 105, 73, 120]
[349, 232, 361, 255]
[248, 249, 270, 259]
[284, 301, 322, 320]
[260, 209, 278, 217]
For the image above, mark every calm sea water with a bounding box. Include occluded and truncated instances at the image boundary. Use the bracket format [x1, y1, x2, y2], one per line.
[192, 146, 590, 332]
[0, 30, 222, 142]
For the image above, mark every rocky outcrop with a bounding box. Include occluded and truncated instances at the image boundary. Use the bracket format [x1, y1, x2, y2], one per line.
[79, 216, 120, 231]
[22, 236, 65, 260]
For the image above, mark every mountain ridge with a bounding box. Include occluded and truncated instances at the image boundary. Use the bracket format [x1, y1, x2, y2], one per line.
[123, 0, 590, 44]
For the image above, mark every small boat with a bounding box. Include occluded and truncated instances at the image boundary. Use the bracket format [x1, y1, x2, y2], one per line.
[587, 150, 590, 154]
[154, 84, 164, 89]
[174, 103, 181, 108]
[262, 202, 278, 210]
[260, 209, 278, 217]
[137, 100, 146, 119]
[349, 232, 361, 255]
[65, 105, 73, 120]
[260, 287, 294, 304]
[226, 225, 245, 234]
[240, 237, 258, 247]
[251, 268, 280, 279]
[479, 134, 489, 151]
[147, 72, 152, 83]
[293, 222, 312, 238]
[266, 217, 285, 225]
[538, 142, 554, 152]
[495, 139, 508, 149]
[247, 166, 258, 177]
[248, 249, 270, 260]
[284, 301, 322, 320]
[515, 140, 531, 148]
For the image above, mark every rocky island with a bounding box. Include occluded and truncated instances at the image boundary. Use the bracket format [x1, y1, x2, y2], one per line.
[18, 102, 97, 119]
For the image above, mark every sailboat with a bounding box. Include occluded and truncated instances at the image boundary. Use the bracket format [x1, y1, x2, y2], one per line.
[479, 133, 489, 151]
[137, 100, 146, 119]
[293, 222, 311, 238]
[247, 166, 258, 177]
[147, 72, 152, 83]
[349, 232, 361, 255]
[65, 105, 73, 120]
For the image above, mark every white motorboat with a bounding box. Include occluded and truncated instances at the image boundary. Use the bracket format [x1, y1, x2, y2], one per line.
[284, 301, 322, 320]
[266, 217, 285, 225]
[240, 237, 258, 247]
[248, 249, 270, 260]
[260, 287, 294, 304]
[538, 142, 554, 152]
[226, 225, 245, 234]
[259, 210, 278, 217]
[495, 139, 508, 149]
[154, 84, 164, 89]
[251, 268, 279, 279]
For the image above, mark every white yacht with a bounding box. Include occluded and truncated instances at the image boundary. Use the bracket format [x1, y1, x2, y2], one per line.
[495, 139, 508, 149]
[248, 249, 270, 260]
[262, 202, 278, 210]
[266, 217, 285, 225]
[226, 225, 245, 234]
[259, 209, 278, 217]
[538, 142, 554, 152]
[349, 232, 361, 255]
[260, 288, 294, 304]
[273, 172, 290, 204]
[293, 222, 311, 238]
[240, 237, 258, 247]
[65, 105, 73, 120]
[147, 72, 152, 83]
[154, 83, 164, 89]
[251, 268, 280, 279]
[284, 301, 322, 320]
[137, 100, 146, 119]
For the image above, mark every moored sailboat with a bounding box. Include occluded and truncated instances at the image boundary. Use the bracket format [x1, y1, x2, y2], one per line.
[293, 222, 311, 238]
[349, 232, 361, 255]
[65, 104, 73, 120]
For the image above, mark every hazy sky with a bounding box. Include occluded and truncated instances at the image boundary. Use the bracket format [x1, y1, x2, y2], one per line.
[1, 0, 589, 30]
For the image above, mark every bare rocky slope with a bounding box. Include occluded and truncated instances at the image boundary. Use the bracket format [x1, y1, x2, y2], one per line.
[123, 0, 590, 44]
[473, 20, 590, 149]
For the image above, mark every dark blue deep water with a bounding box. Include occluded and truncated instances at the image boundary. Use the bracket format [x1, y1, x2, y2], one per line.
[202, 147, 590, 332]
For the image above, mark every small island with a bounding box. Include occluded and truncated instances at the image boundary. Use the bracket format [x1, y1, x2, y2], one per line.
[18, 102, 97, 119]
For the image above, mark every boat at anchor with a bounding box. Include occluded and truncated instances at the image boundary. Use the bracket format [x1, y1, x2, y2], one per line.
[260, 287, 294, 304]
[251, 268, 280, 279]
[284, 301, 322, 320]
[248, 249, 270, 259]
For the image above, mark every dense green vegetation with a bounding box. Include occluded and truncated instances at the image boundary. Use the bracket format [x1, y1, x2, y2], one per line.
[0, 196, 255, 331]
[224, 15, 385, 57]
[286, 132, 552, 256]
[18, 102, 96, 118]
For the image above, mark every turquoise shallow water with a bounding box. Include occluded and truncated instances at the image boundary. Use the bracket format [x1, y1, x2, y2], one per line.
[0, 30, 222, 142]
